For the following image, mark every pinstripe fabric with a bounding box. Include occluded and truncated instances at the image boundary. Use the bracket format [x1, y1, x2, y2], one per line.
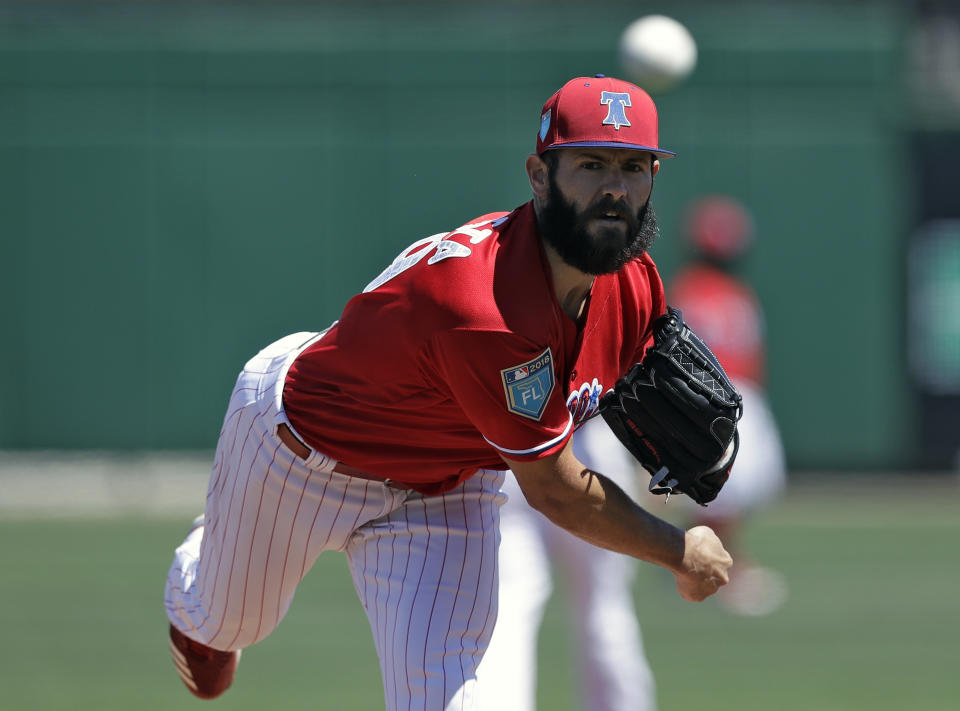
[347, 469, 504, 711]
[164, 332, 507, 710]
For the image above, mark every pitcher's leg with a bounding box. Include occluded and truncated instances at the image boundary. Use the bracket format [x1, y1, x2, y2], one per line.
[346, 470, 505, 711]
[166, 451, 400, 651]
[164, 333, 400, 652]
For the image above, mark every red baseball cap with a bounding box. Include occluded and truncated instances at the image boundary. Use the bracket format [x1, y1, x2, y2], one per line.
[684, 195, 755, 260]
[536, 75, 675, 158]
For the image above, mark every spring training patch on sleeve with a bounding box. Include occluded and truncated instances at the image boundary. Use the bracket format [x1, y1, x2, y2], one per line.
[500, 348, 555, 421]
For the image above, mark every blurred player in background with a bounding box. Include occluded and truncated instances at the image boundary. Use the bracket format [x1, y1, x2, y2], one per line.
[477, 417, 657, 711]
[669, 195, 788, 616]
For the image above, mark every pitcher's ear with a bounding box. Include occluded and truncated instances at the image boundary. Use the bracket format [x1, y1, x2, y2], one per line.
[526, 153, 549, 199]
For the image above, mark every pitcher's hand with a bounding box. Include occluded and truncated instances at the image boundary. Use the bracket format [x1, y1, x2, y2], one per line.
[674, 525, 733, 602]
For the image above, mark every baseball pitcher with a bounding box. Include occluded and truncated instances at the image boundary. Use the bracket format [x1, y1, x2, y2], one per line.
[164, 75, 738, 710]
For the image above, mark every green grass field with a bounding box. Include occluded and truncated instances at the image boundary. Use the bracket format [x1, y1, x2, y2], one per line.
[1, 477, 957, 710]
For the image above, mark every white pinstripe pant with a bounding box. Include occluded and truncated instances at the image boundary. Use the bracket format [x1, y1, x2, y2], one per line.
[164, 332, 505, 711]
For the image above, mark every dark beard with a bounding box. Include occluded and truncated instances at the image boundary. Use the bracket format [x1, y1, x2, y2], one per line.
[539, 178, 659, 275]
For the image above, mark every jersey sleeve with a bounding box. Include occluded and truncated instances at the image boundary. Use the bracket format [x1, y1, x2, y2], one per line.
[426, 329, 573, 462]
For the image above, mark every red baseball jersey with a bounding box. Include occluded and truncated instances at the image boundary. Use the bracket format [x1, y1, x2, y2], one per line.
[284, 201, 665, 495]
[668, 263, 765, 384]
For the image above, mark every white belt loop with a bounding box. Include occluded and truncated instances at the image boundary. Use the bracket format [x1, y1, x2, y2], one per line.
[303, 449, 333, 472]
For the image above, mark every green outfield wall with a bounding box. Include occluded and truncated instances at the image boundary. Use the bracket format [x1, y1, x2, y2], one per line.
[0, 1, 917, 469]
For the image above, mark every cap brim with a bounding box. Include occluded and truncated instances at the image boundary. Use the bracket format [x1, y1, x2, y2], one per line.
[546, 141, 676, 158]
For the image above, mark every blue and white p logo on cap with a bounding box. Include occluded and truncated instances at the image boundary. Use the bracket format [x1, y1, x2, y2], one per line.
[600, 91, 632, 130]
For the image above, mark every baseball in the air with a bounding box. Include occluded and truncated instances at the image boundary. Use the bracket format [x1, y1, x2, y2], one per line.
[618, 15, 698, 93]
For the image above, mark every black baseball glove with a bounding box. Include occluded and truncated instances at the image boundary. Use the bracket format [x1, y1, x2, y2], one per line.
[599, 307, 743, 505]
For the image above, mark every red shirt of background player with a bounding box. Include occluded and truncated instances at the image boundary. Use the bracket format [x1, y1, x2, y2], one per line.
[283, 201, 665, 495]
[669, 263, 765, 385]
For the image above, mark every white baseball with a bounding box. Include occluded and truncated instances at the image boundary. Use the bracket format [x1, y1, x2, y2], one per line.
[618, 15, 698, 93]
